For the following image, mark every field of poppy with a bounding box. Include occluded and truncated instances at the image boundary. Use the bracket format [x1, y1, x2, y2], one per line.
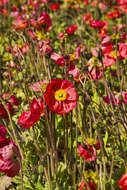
[1, 0, 127, 189]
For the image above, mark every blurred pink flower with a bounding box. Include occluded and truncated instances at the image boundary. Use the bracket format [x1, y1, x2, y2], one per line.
[0, 138, 21, 177]
[29, 80, 48, 92]
[0, 0, 9, 6]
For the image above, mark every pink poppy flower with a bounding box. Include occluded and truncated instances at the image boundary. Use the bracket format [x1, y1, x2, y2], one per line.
[27, 29, 37, 40]
[99, 2, 107, 11]
[38, 39, 51, 56]
[103, 54, 116, 67]
[91, 48, 99, 57]
[39, 0, 49, 3]
[29, 80, 48, 92]
[0, 138, 21, 177]
[51, 53, 66, 66]
[119, 43, 127, 59]
[87, 57, 102, 80]
[67, 63, 79, 78]
[74, 46, 86, 59]
[59, 32, 64, 40]
[0, 0, 9, 6]
[12, 19, 28, 30]
[2, 94, 19, 106]
[101, 36, 112, 47]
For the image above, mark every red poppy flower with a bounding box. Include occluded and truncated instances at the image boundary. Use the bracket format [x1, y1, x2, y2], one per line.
[83, 13, 92, 22]
[118, 173, 127, 190]
[65, 26, 77, 35]
[6, 103, 14, 116]
[18, 97, 45, 128]
[90, 20, 105, 28]
[79, 180, 96, 190]
[50, 3, 60, 11]
[0, 104, 7, 119]
[78, 144, 97, 162]
[0, 125, 7, 138]
[106, 11, 121, 19]
[37, 12, 52, 32]
[118, 0, 127, 5]
[44, 79, 78, 114]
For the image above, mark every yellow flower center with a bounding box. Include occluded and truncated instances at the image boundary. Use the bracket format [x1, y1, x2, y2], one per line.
[84, 170, 99, 183]
[36, 30, 47, 40]
[55, 89, 67, 101]
[86, 138, 96, 146]
[41, 83, 48, 93]
[110, 51, 117, 59]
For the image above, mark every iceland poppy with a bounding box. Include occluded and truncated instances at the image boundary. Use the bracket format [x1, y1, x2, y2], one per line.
[44, 79, 78, 114]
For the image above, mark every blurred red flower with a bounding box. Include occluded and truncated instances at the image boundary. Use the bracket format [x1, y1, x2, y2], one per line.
[37, 12, 52, 31]
[0, 104, 7, 118]
[90, 20, 105, 28]
[0, 125, 7, 138]
[83, 13, 92, 22]
[118, 173, 127, 190]
[106, 11, 121, 19]
[78, 144, 97, 162]
[66, 26, 77, 35]
[44, 79, 78, 114]
[50, 3, 60, 11]
[79, 180, 96, 190]
[118, 0, 127, 5]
